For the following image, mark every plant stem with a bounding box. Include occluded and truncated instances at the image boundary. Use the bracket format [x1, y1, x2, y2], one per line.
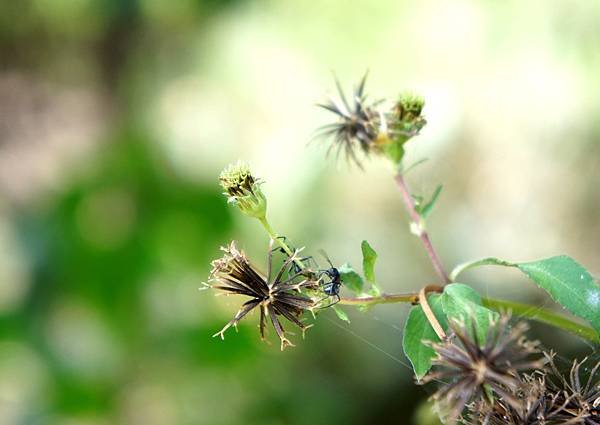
[339, 292, 599, 343]
[393, 173, 450, 284]
[339, 292, 419, 306]
[258, 216, 306, 271]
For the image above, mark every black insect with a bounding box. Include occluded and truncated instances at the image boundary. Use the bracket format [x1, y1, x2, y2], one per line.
[273, 238, 343, 308]
[315, 250, 342, 307]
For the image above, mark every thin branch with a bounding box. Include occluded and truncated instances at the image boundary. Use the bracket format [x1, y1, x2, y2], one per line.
[393, 173, 451, 284]
[339, 292, 419, 306]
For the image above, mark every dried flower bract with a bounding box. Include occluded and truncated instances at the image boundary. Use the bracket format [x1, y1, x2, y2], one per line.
[544, 353, 600, 424]
[467, 372, 564, 424]
[209, 241, 318, 350]
[317, 73, 380, 168]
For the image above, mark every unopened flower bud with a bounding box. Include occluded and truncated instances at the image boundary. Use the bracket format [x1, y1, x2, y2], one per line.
[396, 92, 425, 122]
[219, 161, 267, 219]
[380, 92, 427, 165]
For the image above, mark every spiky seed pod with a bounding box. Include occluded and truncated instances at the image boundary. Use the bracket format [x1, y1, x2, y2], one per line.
[316, 73, 381, 168]
[467, 373, 568, 425]
[467, 354, 600, 424]
[422, 315, 545, 424]
[209, 241, 318, 350]
[219, 162, 267, 219]
[544, 353, 600, 424]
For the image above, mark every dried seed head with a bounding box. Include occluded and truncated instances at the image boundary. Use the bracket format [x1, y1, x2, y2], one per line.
[316, 74, 429, 166]
[423, 315, 544, 424]
[467, 353, 600, 424]
[316, 73, 381, 168]
[219, 162, 266, 219]
[466, 373, 560, 424]
[208, 241, 317, 350]
[544, 352, 600, 424]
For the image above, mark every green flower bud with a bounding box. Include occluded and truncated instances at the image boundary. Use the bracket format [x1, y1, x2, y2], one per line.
[219, 161, 267, 219]
[376, 92, 427, 166]
[396, 92, 425, 122]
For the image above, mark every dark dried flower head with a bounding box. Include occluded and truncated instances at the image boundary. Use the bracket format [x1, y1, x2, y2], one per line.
[544, 353, 600, 424]
[208, 241, 318, 350]
[317, 73, 381, 168]
[219, 162, 266, 218]
[467, 373, 565, 425]
[423, 315, 544, 424]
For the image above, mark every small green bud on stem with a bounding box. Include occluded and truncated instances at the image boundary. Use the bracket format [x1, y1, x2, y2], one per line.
[375, 92, 427, 165]
[396, 92, 425, 122]
[219, 161, 267, 219]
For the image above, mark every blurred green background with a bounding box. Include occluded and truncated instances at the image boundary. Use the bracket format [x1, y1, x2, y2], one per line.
[1, 0, 600, 424]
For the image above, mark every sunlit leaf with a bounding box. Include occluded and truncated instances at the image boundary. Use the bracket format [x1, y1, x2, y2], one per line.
[361, 240, 377, 283]
[517, 256, 600, 334]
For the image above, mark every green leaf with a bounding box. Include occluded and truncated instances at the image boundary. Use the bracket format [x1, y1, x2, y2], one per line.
[450, 255, 600, 336]
[332, 305, 350, 323]
[441, 283, 498, 343]
[516, 256, 600, 334]
[338, 263, 364, 294]
[361, 240, 378, 284]
[402, 158, 429, 176]
[419, 185, 443, 219]
[402, 294, 447, 380]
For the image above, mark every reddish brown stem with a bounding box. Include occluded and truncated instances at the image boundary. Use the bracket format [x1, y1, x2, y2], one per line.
[394, 173, 451, 284]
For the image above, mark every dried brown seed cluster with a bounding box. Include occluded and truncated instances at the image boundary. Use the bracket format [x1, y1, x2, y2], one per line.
[209, 241, 318, 350]
[317, 74, 380, 168]
[542, 353, 600, 424]
[467, 373, 561, 424]
[467, 355, 600, 424]
[423, 314, 600, 424]
[422, 315, 544, 424]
